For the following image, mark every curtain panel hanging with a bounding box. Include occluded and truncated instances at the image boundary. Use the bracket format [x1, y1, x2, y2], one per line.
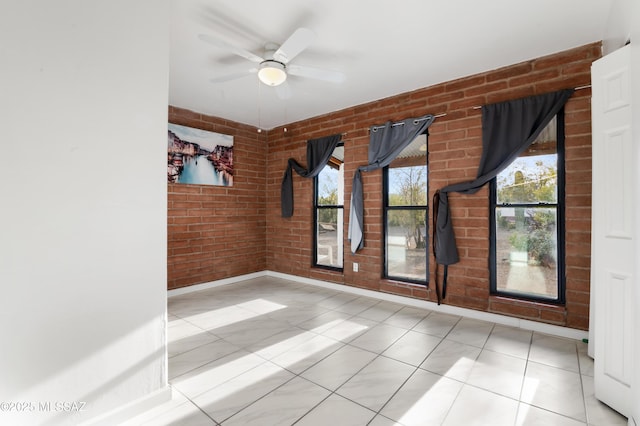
[432, 89, 574, 303]
[281, 134, 342, 218]
[348, 114, 435, 253]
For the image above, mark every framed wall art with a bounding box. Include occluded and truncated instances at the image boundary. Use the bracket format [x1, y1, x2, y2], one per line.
[168, 123, 233, 186]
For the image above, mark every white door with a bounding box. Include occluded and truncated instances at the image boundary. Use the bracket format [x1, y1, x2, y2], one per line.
[590, 44, 634, 418]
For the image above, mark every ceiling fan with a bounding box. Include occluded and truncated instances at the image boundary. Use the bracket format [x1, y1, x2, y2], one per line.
[198, 27, 345, 97]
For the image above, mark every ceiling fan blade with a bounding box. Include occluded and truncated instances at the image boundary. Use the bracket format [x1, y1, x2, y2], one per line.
[209, 68, 257, 83]
[273, 27, 315, 64]
[275, 81, 292, 100]
[287, 64, 345, 83]
[198, 34, 264, 63]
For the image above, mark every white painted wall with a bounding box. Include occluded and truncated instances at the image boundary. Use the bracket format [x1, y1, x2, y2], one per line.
[631, 4, 640, 425]
[601, 1, 639, 424]
[602, 0, 633, 54]
[0, 1, 169, 425]
[633, 42, 640, 426]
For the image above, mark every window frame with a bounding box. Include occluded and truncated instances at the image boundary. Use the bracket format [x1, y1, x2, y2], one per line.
[489, 110, 566, 304]
[312, 142, 344, 271]
[382, 131, 429, 285]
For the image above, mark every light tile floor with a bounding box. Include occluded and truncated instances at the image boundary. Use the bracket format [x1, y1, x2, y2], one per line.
[124, 276, 627, 426]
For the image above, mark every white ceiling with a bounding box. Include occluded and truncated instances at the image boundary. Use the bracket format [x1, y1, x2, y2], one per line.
[170, 0, 613, 130]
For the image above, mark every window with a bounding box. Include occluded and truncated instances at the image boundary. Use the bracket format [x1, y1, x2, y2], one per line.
[383, 133, 428, 284]
[313, 144, 344, 269]
[490, 114, 565, 303]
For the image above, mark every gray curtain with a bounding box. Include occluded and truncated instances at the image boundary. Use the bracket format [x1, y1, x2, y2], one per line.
[349, 115, 434, 253]
[432, 89, 574, 303]
[281, 134, 342, 217]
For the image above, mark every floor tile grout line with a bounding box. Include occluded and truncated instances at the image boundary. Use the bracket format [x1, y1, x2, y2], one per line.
[290, 345, 420, 423]
[166, 330, 225, 360]
[576, 342, 591, 425]
[438, 377, 467, 426]
[215, 372, 302, 424]
[294, 338, 382, 391]
[289, 391, 333, 426]
[514, 326, 536, 424]
[455, 380, 591, 425]
[170, 385, 220, 425]
[373, 363, 424, 419]
[165, 277, 606, 426]
[168, 344, 246, 381]
[518, 332, 587, 423]
[170, 348, 269, 394]
[171, 322, 345, 387]
[276, 339, 346, 377]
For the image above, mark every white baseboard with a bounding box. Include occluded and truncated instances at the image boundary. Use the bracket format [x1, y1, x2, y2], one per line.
[167, 271, 266, 297]
[266, 271, 589, 341]
[81, 386, 171, 426]
[169, 270, 589, 341]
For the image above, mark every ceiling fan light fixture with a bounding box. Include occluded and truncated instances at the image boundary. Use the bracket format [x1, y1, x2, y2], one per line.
[258, 60, 287, 86]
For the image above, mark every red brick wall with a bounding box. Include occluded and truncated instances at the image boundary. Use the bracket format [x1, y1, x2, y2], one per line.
[167, 107, 267, 289]
[266, 43, 600, 330]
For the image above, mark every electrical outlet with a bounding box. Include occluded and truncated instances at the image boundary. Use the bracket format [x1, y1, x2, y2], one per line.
[353, 262, 359, 272]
